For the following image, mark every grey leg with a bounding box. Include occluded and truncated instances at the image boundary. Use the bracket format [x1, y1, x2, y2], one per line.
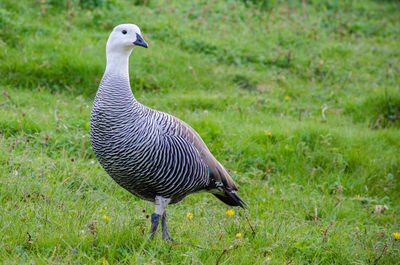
[161, 212, 172, 241]
[149, 196, 171, 239]
[149, 213, 161, 237]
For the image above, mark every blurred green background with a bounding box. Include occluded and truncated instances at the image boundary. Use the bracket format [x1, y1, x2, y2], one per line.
[0, 0, 399, 264]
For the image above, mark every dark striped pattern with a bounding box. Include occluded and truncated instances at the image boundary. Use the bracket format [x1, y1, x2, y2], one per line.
[90, 73, 210, 204]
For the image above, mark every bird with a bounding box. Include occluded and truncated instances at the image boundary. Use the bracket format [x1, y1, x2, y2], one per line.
[90, 24, 246, 240]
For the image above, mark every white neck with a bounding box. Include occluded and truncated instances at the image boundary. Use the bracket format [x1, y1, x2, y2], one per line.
[104, 49, 132, 77]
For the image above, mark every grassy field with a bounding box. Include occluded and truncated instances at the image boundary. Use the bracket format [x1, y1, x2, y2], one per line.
[1, 0, 400, 264]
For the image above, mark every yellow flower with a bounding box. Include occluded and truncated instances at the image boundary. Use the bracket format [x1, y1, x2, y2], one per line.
[393, 232, 400, 240]
[265, 131, 272, 136]
[284, 96, 291, 101]
[355, 227, 360, 231]
[103, 215, 109, 222]
[187, 212, 193, 220]
[226, 209, 235, 217]
[355, 194, 360, 198]
[235, 233, 242, 239]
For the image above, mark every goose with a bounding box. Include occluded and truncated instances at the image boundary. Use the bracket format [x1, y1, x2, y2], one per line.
[90, 24, 246, 240]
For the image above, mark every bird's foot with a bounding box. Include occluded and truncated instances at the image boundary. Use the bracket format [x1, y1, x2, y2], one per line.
[161, 221, 173, 241]
[161, 211, 173, 241]
[162, 231, 173, 241]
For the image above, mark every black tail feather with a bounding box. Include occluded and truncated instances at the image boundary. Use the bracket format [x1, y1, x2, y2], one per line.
[213, 189, 247, 208]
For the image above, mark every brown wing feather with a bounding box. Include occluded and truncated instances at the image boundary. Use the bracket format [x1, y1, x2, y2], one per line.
[171, 116, 238, 191]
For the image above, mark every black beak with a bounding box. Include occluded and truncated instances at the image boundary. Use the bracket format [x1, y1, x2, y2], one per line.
[133, 33, 148, 48]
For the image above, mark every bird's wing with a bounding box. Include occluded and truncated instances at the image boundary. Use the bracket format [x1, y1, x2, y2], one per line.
[168, 115, 238, 191]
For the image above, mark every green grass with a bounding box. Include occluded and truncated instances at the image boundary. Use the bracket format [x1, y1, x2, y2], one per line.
[1, 0, 400, 264]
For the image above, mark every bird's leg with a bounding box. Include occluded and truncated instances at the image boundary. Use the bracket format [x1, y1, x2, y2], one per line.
[149, 213, 161, 237]
[161, 211, 172, 241]
[149, 196, 171, 238]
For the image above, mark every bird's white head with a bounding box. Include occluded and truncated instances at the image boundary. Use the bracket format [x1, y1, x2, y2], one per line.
[105, 24, 148, 76]
[106, 24, 148, 54]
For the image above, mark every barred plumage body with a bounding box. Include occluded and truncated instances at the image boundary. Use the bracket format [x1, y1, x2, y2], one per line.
[91, 73, 210, 203]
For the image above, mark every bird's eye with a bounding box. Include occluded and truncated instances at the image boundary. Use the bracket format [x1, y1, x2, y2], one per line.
[122, 30, 127, 35]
